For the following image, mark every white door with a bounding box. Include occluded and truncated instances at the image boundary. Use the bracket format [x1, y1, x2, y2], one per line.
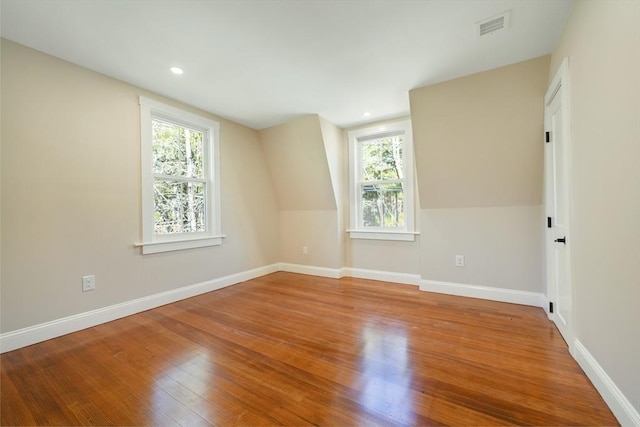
[544, 59, 573, 351]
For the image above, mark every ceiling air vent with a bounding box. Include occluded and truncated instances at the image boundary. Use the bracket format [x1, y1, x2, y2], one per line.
[476, 11, 510, 37]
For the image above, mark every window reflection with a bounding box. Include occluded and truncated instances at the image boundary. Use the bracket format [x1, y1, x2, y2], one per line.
[358, 322, 414, 424]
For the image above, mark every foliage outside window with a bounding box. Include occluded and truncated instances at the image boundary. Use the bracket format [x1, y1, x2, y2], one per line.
[139, 97, 223, 254]
[348, 121, 416, 241]
[152, 119, 205, 234]
[360, 135, 405, 227]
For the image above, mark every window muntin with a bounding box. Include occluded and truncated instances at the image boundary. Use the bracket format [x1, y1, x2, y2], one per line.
[151, 118, 206, 235]
[348, 121, 416, 241]
[139, 96, 222, 254]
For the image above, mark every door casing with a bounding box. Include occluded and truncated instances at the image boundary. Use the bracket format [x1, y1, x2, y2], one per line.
[544, 57, 574, 355]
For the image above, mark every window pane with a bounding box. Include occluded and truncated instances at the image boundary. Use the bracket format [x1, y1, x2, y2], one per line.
[361, 136, 403, 181]
[152, 119, 204, 178]
[361, 183, 404, 227]
[154, 179, 206, 234]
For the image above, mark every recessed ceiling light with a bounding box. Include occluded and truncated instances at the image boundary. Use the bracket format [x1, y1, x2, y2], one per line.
[363, 112, 372, 117]
[170, 66, 184, 75]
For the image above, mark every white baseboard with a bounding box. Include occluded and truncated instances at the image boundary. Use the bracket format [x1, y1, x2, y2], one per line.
[277, 264, 421, 286]
[2, 266, 545, 353]
[0, 264, 413, 353]
[342, 267, 420, 286]
[0, 263, 280, 354]
[574, 340, 640, 427]
[278, 262, 343, 279]
[3, 263, 634, 427]
[0, 263, 640, 427]
[419, 279, 545, 307]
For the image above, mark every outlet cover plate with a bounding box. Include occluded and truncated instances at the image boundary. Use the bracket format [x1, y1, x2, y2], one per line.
[82, 275, 96, 291]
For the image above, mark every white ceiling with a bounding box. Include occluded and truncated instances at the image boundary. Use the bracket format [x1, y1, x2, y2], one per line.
[0, 0, 572, 130]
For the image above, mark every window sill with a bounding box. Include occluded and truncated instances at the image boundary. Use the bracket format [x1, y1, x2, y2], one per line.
[346, 230, 419, 242]
[135, 235, 225, 254]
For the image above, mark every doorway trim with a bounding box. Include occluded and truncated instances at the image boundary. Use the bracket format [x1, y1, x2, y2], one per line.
[544, 57, 574, 354]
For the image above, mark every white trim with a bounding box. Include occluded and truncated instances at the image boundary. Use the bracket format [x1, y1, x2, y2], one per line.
[544, 57, 575, 352]
[343, 267, 420, 286]
[276, 264, 421, 286]
[574, 340, 639, 427]
[4, 261, 633, 427]
[420, 279, 545, 307]
[347, 120, 416, 236]
[135, 235, 226, 254]
[278, 263, 343, 279]
[139, 96, 222, 255]
[346, 230, 419, 241]
[0, 264, 279, 354]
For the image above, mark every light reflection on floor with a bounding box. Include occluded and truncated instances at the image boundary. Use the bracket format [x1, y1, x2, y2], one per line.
[358, 321, 415, 424]
[152, 350, 215, 425]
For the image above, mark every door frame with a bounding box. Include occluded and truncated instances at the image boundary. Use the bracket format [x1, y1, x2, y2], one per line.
[544, 57, 574, 354]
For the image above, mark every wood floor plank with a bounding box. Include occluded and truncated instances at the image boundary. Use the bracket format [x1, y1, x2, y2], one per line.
[0, 359, 39, 426]
[1, 272, 619, 426]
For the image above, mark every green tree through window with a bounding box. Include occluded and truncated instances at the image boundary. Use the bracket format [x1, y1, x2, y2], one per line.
[348, 120, 415, 241]
[139, 96, 222, 254]
[152, 119, 206, 234]
[360, 135, 405, 227]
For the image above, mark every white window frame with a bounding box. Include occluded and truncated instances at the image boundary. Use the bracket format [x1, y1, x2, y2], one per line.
[347, 120, 417, 241]
[137, 96, 224, 254]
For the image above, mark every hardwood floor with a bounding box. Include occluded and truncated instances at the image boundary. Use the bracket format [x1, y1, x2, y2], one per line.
[1, 272, 618, 426]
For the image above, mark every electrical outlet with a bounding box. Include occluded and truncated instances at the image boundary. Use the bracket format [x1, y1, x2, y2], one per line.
[82, 275, 96, 291]
[302, 246, 308, 255]
[455, 255, 465, 267]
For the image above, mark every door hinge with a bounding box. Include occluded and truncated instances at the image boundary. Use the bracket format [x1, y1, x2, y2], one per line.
[549, 302, 554, 313]
[545, 131, 551, 143]
[547, 217, 552, 228]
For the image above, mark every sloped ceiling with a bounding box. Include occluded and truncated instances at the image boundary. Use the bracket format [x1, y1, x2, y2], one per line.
[0, 0, 572, 129]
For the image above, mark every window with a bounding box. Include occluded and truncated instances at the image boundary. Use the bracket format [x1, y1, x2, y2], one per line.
[348, 120, 417, 241]
[138, 96, 223, 254]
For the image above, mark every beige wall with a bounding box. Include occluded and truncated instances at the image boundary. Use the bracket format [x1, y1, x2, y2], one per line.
[259, 115, 336, 211]
[0, 40, 280, 332]
[347, 238, 420, 275]
[319, 116, 347, 268]
[319, 116, 346, 214]
[421, 207, 542, 291]
[411, 56, 549, 209]
[550, 0, 640, 414]
[279, 210, 341, 269]
[259, 115, 341, 268]
[410, 57, 549, 290]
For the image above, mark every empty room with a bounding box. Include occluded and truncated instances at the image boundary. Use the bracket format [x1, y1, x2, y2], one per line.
[1, 0, 638, 425]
